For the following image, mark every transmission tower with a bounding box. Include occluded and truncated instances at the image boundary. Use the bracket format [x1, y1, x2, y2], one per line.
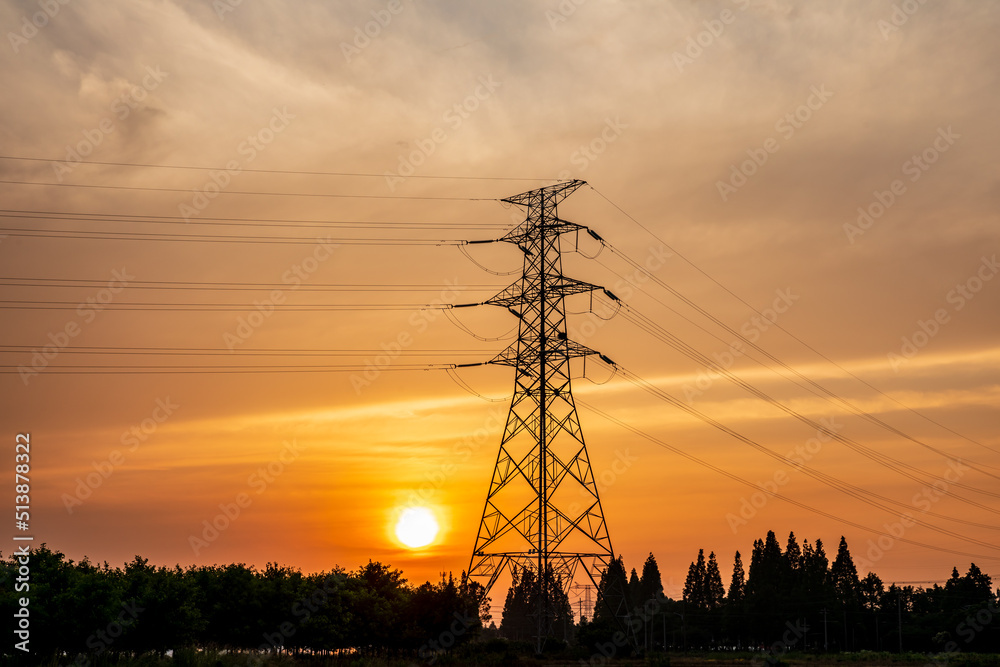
[461, 180, 625, 653]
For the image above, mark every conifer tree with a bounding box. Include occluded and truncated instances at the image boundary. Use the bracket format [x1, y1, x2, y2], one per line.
[728, 551, 745, 602]
[639, 552, 664, 603]
[683, 549, 707, 610]
[705, 552, 726, 610]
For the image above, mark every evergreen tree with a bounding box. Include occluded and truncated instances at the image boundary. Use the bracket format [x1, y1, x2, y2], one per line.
[593, 556, 630, 624]
[499, 565, 573, 642]
[830, 536, 860, 603]
[724, 550, 747, 648]
[785, 531, 802, 571]
[704, 552, 725, 610]
[802, 538, 831, 602]
[744, 532, 785, 643]
[500, 567, 535, 640]
[628, 568, 642, 609]
[639, 552, 664, 604]
[728, 551, 745, 603]
[683, 549, 707, 610]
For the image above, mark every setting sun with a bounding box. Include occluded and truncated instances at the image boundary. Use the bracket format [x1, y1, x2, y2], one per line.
[394, 507, 440, 549]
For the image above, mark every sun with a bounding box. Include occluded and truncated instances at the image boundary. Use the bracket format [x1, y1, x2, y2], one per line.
[394, 507, 440, 548]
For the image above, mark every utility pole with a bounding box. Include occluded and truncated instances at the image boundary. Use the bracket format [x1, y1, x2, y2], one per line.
[464, 181, 625, 654]
[822, 608, 828, 652]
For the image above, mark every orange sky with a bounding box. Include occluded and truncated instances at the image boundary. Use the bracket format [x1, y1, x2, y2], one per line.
[1, 0, 999, 616]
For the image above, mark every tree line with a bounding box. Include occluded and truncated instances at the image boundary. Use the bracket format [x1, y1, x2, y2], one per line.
[0, 545, 486, 661]
[549, 530, 1000, 655]
[6, 532, 1000, 661]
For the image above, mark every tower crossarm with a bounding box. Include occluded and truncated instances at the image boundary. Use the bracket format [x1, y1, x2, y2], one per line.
[486, 339, 602, 368]
[484, 276, 604, 311]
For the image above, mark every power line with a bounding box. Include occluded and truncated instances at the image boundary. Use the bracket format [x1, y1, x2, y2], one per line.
[588, 185, 1000, 461]
[615, 302, 1000, 483]
[0, 364, 451, 375]
[0, 301, 454, 311]
[0, 278, 501, 293]
[0, 227, 466, 245]
[597, 253, 1000, 469]
[0, 345, 487, 357]
[0, 178, 496, 201]
[578, 399, 1000, 563]
[0, 155, 553, 182]
[614, 363, 1000, 515]
[0, 209, 505, 230]
[604, 353, 1000, 534]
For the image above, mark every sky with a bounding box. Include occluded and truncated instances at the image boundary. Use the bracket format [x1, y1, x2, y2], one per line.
[1, 0, 999, 615]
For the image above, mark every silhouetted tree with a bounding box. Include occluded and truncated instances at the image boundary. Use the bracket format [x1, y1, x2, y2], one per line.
[727, 551, 745, 603]
[628, 567, 642, 609]
[639, 552, 664, 603]
[704, 552, 725, 611]
[593, 556, 630, 626]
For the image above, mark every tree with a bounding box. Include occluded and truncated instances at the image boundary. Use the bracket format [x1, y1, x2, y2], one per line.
[945, 563, 994, 608]
[724, 550, 747, 647]
[785, 532, 802, 572]
[500, 567, 535, 641]
[639, 552, 664, 604]
[704, 552, 725, 610]
[628, 568, 642, 609]
[744, 532, 786, 643]
[830, 536, 860, 604]
[683, 549, 707, 610]
[728, 551, 745, 602]
[801, 538, 831, 603]
[593, 556, 630, 625]
[860, 572, 884, 612]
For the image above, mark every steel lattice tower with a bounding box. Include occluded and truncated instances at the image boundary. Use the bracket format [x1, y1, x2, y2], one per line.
[464, 180, 621, 652]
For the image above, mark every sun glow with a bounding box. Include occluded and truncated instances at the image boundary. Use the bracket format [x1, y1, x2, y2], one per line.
[394, 507, 440, 548]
